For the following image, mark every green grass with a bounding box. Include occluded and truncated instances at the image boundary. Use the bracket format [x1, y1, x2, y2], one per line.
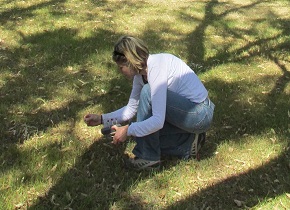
[1, 0, 290, 209]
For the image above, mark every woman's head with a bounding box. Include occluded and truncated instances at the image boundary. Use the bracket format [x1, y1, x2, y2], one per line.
[112, 36, 149, 74]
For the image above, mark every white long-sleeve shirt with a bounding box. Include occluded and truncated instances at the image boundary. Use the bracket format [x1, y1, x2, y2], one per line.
[102, 53, 208, 137]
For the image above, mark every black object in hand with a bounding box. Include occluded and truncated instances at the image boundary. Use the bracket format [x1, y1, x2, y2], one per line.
[101, 124, 121, 135]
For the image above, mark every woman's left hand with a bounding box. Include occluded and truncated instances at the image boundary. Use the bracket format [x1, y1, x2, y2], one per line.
[111, 125, 129, 144]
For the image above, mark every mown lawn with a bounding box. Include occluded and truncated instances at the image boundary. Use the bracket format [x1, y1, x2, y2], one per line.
[0, 0, 289, 209]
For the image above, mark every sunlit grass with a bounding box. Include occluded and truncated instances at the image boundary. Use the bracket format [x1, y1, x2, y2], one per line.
[0, 0, 289, 209]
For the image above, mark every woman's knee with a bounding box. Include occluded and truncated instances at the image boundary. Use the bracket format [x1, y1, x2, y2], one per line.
[194, 112, 213, 133]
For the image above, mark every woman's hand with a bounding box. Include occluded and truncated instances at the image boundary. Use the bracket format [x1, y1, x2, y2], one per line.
[112, 125, 129, 144]
[84, 114, 102, 126]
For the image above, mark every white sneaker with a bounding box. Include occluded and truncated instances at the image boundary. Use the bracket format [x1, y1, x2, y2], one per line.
[190, 133, 206, 160]
[125, 157, 160, 171]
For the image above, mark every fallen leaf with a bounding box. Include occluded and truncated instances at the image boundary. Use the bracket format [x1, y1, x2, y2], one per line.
[15, 203, 24, 208]
[61, 147, 71, 152]
[270, 128, 276, 134]
[197, 173, 204, 181]
[175, 192, 182, 196]
[270, 138, 276, 143]
[112, 184, 120, 190]
[234, 199, 243, 207]
[86, 160, 93, 167]
[222, 126, 232, 129]
[159, 189, 167, 199]
[66, 191, 72, 201]
[51, 194, 59, 206]
[51, 164, 58, 172]
[234, 159, 246, 166]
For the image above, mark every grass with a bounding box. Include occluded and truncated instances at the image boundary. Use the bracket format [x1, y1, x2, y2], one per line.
[0, 0, 290, 209]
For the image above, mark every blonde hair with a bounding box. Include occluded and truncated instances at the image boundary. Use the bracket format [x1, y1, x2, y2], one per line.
[112, 36, 149, 73]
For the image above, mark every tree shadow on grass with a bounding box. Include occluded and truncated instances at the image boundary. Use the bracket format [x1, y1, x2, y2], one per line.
[1, 0, 290, 209]
[165, 146, 290, 209]
[26, 70, 289, 209]
[0, 0, 67, 26]
[0, 1, 157, 208]
[0, 26, 123, 145]
[198, 72, 289, 160]
[163, 1, 290, 208]
[179, 0, 290, 155]
[26, 138, 153, 209]
[183, 0, 290, 69]
[193, 49, 290, 202]
[0, 22, 132, 192]
[0, 0, 155, 208]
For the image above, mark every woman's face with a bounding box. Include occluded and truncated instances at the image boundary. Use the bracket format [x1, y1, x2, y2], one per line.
[118, 65, 136, 79]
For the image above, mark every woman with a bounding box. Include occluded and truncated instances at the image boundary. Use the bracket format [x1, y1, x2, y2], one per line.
[84, 35, 215, 170]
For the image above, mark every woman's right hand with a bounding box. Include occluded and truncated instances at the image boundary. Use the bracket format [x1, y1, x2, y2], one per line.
[84, 114, 102, 126]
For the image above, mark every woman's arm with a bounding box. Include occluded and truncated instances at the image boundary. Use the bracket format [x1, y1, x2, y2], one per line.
[101, 75, 144, 125]
[127, 55, 168, 137]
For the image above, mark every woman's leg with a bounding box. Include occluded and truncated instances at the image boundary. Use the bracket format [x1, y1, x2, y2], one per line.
[160, 90, 215, 158]
[165, 90, 214, 133]
[159, 121, 195, 158]
[132, 84, 215, 160]
[132, 84, 161, 161]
